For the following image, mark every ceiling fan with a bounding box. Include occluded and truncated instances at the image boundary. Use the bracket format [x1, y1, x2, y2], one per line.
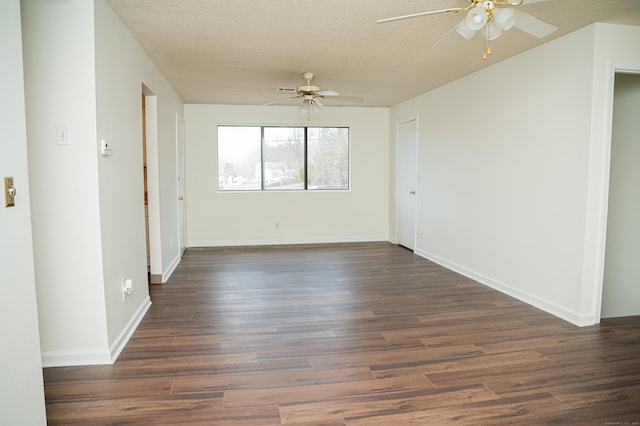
[377, 0, 558, 60]
[265, 72, 364, 116]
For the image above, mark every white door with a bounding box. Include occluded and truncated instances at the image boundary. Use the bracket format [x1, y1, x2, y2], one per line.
[396, 119, 418, 250]
[176, 116, 187, 257]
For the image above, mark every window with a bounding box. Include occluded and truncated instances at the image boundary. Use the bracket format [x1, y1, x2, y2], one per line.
[263, 127, 305, 190]
[218, 126, 349, 191]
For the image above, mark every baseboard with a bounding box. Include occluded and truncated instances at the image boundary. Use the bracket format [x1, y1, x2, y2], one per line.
[188, 235, 388, 248]
[162, 253, 181, 282]
[148, 252, 181, 284]
[41, 296, 152, 367]
[109, 296, 152, 362]
[41, 349, 112, 368]
[414, 248, 591, 327]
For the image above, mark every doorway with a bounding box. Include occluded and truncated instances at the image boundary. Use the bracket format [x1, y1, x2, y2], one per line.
[142, 93, 150, 282]
[396, 118, 418, 250]
[142, 86, 161, 284]
[602, 73, 640, 318]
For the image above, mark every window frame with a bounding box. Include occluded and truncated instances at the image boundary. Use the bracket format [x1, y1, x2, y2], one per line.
[217, 125, 350, 192]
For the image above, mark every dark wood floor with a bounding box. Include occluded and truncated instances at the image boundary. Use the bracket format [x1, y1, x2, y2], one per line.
[44, 242, 640, 425]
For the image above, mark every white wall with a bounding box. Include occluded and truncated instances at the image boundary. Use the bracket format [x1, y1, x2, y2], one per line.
[21, 0, 184, 366]
[601, 73, 640, 317]
[0, 1, 47, 424]
[94, 0, 183, 347]
[95, 0, 150, 347]
[185, 105, 389, 246]
[389, 24, 640, 326]
[22, 0, 110, 365]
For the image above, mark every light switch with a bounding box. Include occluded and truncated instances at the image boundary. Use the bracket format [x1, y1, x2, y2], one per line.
[56, 125, 70, 145]
[4, 177, 15, 207]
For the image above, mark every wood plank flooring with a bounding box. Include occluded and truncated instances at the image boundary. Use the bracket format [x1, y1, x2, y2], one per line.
[43, 242, 640, 425]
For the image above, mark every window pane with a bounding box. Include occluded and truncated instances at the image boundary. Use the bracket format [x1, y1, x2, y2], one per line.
[307, 127, 349, 190]
[263, 127, 305, 190]
[218, 126, 261, 191]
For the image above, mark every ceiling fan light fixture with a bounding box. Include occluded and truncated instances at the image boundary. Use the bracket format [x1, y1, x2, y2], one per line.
[300, 97, 322, 114]
[484, 21, 502, 40]
[465, 7, 488, 31]
[493, 7, 516, 31]
[456, 20, 477, 40]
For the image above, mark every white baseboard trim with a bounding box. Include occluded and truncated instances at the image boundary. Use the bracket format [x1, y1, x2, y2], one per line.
[162, 253, 181, 283]
[41, 296, 152, 368]
[41, 349, 112, 368]
[414, 248, 592, 327]
[188, 235, 389, 248]
[109, 296, 152, 362]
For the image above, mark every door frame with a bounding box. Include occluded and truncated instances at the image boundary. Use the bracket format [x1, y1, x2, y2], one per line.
[142, 86, 162, 283]
[590, 61, 640, 323]
[601, 72, 640, 318]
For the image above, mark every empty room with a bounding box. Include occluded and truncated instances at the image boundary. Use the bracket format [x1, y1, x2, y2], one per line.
[3, 0, 640, 424]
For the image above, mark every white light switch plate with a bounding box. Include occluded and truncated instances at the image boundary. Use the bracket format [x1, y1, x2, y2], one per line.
[56, 125, 70, 145]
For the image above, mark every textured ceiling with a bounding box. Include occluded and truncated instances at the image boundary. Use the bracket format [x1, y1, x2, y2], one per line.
[106, 0, 640, 107]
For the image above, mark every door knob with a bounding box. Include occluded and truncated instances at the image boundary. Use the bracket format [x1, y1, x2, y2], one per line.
[178, 196, 184, 201]
[409, 190, 416, 195]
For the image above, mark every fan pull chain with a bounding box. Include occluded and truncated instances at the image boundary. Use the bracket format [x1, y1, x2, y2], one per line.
[482, 45, 491, 60]
[482, 26, 492, 60]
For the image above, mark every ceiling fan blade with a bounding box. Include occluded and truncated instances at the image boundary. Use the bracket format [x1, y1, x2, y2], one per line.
[513, 9, 557, 38]
[324, 95, 364, 103]
[433, 20, 466, 48]
[317, 90, 339, 96]
[263, 96, 301, 106]
[377, 8, 463, 24]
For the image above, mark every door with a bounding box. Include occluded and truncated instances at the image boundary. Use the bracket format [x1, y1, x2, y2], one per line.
[176, 116, 187, 257]
[396, 118, 418, 250]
